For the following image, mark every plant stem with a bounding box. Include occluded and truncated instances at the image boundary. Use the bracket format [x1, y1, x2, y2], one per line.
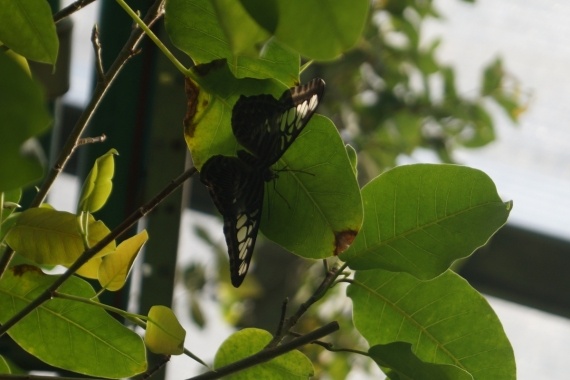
[114, 0, 195, 79]
[188, 321, 340, 380]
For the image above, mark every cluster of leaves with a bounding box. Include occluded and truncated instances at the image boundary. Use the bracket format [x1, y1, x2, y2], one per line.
[0, 0, 519, 379]
[312, 0, 526, 179]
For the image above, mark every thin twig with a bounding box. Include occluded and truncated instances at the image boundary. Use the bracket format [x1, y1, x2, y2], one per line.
[53, 0, 98, 23]
[0, 0, 165, 279]
[275, 297, 288, 337]
[187, 322, 340, 380]
[266, 263, 348, 348]
[288, 331, 370, 356]
[0, 166, 196, 337]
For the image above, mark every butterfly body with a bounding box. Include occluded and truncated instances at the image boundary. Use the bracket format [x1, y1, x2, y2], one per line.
[200, 78, 325, 287]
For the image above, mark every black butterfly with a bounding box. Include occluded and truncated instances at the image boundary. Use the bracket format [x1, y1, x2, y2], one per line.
[200, 78, 325, 287]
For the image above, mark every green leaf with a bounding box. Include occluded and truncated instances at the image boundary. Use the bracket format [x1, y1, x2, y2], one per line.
[0, 0, 58, 64]
[77, 149, 118, 213]
[5, 208, 116, 271]
[145, 305, 186, 355]
[214, 328, 313, 379]
[165, 0, 298, 81]
[0, 52, 51, 192]
[271, 0, 370, 60]
[341, 164, 511, 279]
[347, 269, 515, 379]
[260, 115, 362, 258]
[0, 265, 147, 377]
[99, 230, 148, 291]
[0, 355, 10, 374]
[370, 342, 472, 380]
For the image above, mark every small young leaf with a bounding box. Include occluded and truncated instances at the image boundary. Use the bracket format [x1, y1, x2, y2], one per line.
[0, 0, 58, 64]
[5, 208, 116, 270]
[214, 328, 313, 379]
[341, 164, 511, 279]
[347, 269, 515, 379]
[145, 305, 186, 355]
[77, 149, 118, 213]
[369, 342, 472, 380]
[0, 265, 147, 377]
[99, 230, 148, 291]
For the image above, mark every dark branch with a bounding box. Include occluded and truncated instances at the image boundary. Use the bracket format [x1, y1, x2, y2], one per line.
[53, 0, 98, 23]
[187, 322, 340, 380]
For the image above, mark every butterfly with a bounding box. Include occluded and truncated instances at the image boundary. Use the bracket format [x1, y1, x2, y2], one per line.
[200, 78, 326, 287]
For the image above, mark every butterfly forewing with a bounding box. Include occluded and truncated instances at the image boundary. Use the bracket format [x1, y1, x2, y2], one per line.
[232, 78, 325, 166]
[200, 155, 264, 287]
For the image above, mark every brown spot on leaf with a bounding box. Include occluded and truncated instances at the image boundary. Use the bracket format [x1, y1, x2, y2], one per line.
[183, 78, 199, 138]
[11, 264, 43, 277]
[334, 230, 357, 255]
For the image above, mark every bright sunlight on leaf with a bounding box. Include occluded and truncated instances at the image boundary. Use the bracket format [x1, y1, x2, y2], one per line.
[341, 164, 511, 279]
[0, 265, 147, 377]
[145, 305, 186, 355]
[77, 149, 118, 213]
[99, 229, 148, 291]
[214, 328, 313, 379]
[347, 269, 515, 379]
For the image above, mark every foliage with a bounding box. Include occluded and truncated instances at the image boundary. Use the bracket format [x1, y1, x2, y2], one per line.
[0, 0, 524, 379]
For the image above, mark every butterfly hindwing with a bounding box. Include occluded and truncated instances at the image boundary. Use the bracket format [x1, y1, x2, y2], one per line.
[200, 155, 264, 287]
[232, 78, 325, 166]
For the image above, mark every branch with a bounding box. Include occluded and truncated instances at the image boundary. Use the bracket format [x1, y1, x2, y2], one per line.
[266, 263, 348, 348]
[0, 0, 165, 279]
[0, 166, 196, 337]
[53, 0, 98, 23]
[188, 321, 340, 380]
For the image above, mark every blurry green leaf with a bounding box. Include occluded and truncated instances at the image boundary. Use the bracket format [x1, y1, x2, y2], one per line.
[5, 208, 116, 272]
[481, 58, 503, 96]
[370, 342, 473, 380]
[214, 328, 313, 379]
[272, 0, 370, 60]
[0, 52, 51, 192]
[190, 296, 206, 328]
[99, 230, 148, 291]
[0, 355, 9, 374]
[145, 306, 186, 355]
[77, 149, 118, 213]
[347, 269, 515, 379]
[0, 266, 146, 377]
[341, 164, 511, 279]
[0, 0, 58, 64]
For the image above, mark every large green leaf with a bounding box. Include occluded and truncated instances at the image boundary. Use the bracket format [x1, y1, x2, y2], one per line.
[214, 328, 313, 379]
[341, 164, 511, 279]
[260, 115, 362, 258]
[347, 269, 515, 379]
[5, 208, 116, 270]
[0, 355, 9, 374]
[0, 265, 146, 377]
[0, 52, 51, 192]
[0, 0, 58, 64]
[165, 0, 299, 82]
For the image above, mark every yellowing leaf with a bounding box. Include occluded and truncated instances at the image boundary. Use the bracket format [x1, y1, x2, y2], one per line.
[5, 208, 116, 269]
[77, 149, 118, 213]
[145, 305, 186, 355]
[99, 230, 148, 291]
